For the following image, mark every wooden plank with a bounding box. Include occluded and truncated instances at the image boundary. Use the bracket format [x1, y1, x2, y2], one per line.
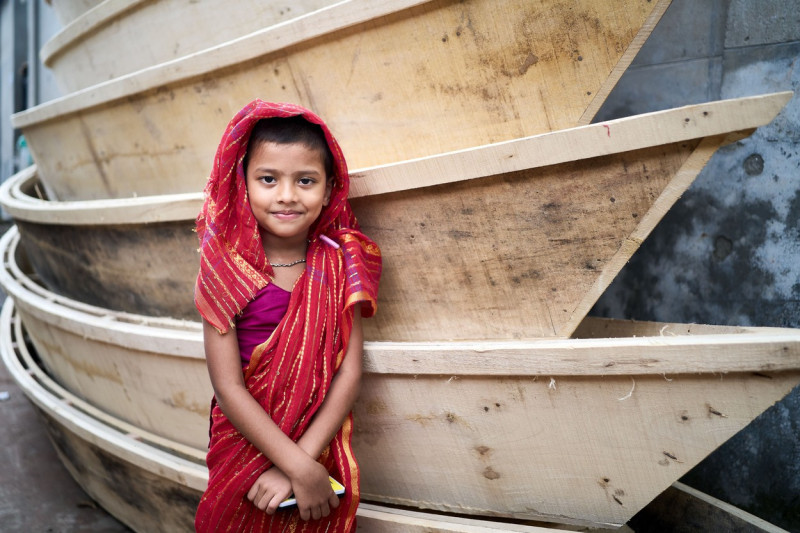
[356, 136, 703, 340]
[570, 316, 790, 338]
[15, 218, 199, 320]
[42, 0, 142, 68]
[357, 503, 564, 532]
[361, 329, 800, 376]
[576, 0, 670, 126]
[2, 228, 200, 334]
[14, 0, 665, 200]
[41, 0, 340, 93]
[0, 166, 203, 224]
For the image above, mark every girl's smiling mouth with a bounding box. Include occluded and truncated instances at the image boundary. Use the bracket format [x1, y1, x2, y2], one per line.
[272, 210, 302, 219]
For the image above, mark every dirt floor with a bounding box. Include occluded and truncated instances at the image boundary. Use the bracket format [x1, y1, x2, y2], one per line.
[0, 308, 131, 532]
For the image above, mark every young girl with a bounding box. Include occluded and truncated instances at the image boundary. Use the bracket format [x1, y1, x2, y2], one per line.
[193, 101, 381, 532]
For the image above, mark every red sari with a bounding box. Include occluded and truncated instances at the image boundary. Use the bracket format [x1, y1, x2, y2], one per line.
[194, 101, 381, 532]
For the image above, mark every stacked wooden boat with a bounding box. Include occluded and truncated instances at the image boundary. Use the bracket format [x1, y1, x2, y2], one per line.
[45, 0, 104, 27]
[20, 0, 670, 200]
[3, 1, 799, 531]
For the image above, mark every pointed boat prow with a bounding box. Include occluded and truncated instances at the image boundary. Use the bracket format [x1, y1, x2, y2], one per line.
[348, 91, 793, 198]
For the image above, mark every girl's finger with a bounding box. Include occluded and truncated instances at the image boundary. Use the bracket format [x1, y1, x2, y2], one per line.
[328, 493, 340, 509]
[265, 494, 281, 515]
[256, 491, 271, 511]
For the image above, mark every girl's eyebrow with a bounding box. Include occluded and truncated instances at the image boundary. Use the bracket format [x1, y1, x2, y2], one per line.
[252, 166, 323, 176]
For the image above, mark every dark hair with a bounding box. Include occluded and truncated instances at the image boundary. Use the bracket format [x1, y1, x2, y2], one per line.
[243, 116, 334, 179]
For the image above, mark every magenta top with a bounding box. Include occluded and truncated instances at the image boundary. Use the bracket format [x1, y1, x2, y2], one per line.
[235, 283, 291, 366]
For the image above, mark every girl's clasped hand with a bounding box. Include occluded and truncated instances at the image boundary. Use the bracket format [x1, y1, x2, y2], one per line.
[246, 463, 339, 521]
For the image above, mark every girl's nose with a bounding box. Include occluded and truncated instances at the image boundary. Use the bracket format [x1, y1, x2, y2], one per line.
[276, 180, 297, 202]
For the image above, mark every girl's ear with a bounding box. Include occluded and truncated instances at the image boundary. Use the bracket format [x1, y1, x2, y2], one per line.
[323, 178, 333, 206]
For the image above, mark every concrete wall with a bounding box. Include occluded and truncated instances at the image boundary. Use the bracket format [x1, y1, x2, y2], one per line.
[591, 0, 800, 529]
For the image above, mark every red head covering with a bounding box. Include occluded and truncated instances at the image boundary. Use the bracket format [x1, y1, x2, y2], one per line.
[194, 101, 381, 532]
[195, 100, 380, 333]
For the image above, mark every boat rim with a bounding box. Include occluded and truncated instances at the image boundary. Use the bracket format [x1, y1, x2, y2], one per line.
[0, 165, 202, 224]
[40, 0, 144, 65]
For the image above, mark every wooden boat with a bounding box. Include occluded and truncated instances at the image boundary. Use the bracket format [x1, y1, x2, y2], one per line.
[44, 0, 103, 26]
[2, 166, 200, 321]
[41, 0, 339, 93]
[0, 301, 567, 533]
[16, 0, 670, 200]
[2, 228, 799, 528]
[2, 94, 792, 339]
[0, 227, 211, 449]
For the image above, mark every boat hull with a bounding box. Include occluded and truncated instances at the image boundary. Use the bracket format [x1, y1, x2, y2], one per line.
[17, 0, 667, 200]
[15, 217, 198, 321]
[43, 0, 339, 93]
[0, 228, 211, 449]
[354, 370, 800, 527]
[357, 137, 706, 340]
[37, 411, 201, 531]
[0, 135, 714, 334]
[2, 227, 798, 527]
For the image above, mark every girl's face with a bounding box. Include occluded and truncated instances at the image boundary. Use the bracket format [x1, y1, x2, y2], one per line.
[245, 141, 332, 246]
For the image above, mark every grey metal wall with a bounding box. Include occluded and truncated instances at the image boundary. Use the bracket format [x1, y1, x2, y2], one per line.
[591, 1, 800, 529]
[1, 0, 27, 183]
[0, 0, 61, 188]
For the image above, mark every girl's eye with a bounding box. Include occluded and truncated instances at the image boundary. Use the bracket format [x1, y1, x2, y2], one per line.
[259, 176, 276, 184]
[299, 177, 315, 186]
